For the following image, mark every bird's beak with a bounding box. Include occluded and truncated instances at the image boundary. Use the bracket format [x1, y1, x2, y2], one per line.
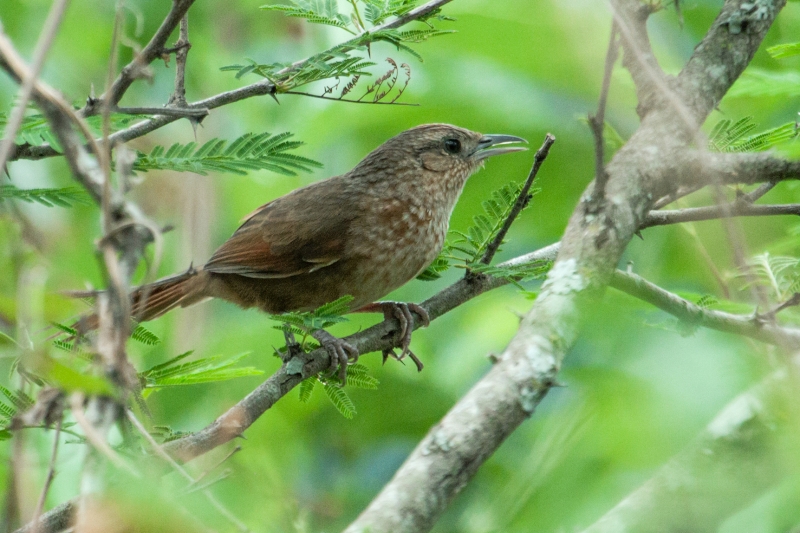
[471, 134, 528, 160]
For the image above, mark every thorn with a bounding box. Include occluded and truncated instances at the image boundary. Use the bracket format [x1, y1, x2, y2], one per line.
[635, 230, 644, 240]
[270, 92, 280, 104]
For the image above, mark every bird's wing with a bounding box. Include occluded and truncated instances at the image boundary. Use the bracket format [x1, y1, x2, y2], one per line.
[204, 179, 357, 279]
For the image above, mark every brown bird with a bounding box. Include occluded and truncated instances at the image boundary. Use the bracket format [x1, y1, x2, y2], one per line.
[77, 124, 526, 381]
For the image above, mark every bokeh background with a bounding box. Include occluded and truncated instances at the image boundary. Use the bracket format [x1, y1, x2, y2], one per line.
[2, 0, 800, 531]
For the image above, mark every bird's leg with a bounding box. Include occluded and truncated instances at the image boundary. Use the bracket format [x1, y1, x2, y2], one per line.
[356, 302, 430, 372]
[311, 329, 359, 385]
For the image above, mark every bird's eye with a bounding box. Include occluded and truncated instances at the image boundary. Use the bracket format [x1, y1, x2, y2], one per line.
[444, 138, 461, 154]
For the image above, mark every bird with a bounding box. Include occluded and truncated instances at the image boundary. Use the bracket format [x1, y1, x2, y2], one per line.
[75, 124, 526, 382]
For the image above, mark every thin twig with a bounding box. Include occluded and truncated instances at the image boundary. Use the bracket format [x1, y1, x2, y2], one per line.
[83, 0, 196, 114]
[0, 0, 70, 173]
[480, 133, 556, 265]
[587, 21, 619, 200]
[283, 90, 419, 105]
[642, 203, 800, 229]
[112, 106, 208, 118]
[30, 418, 62, 533]
[125, 411, 250, 532]
[188, 446, 241, 487]
[740, 181, 776, 203]
[167, 15, 190, 107]
[69, 394, 139, 477]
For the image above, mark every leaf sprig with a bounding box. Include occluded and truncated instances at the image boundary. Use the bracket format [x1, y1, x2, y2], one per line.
[133, 132, 323, 176]
[0, 185, 91, 208]
[708, 117, 798, 153]
[298, 363, 379, 418]
[417, 182, 550, 283]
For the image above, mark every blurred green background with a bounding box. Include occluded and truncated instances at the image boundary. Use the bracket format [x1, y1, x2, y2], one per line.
[2, 0, 800, 531]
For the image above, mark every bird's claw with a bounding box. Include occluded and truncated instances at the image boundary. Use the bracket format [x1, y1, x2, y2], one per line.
[382, 347, 424, 372]
[311, 329, 359, 385]
[377, 301, 429, 368]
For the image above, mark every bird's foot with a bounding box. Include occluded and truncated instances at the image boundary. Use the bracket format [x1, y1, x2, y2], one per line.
[382, 347, 424, 372]
[311, 329, 359, 385]
[359, 301, 429, 371]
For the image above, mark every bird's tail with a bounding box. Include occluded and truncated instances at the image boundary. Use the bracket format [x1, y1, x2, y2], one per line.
[71, 267, 207, 334]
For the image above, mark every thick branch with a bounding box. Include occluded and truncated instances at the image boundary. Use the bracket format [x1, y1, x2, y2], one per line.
[676, 0, 787, 124]
[582, 370, 790, 533]
[345, 3, 787, 531]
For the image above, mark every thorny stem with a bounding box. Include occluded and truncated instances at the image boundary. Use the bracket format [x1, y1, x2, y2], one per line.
[587, 21, 619, 201]
[30, 418, 61, 533]
[168, 15, 191, 108]
[480, 133, 556, 265]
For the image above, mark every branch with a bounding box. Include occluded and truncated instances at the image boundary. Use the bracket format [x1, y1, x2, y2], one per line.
[609, 270, 800, 347]
[582, 370, 791, 533]
[642, 202, 800, 229]
[83, 0, 196, 114]
[682, 150, 800, 188]
[676, 0, 788, 124]
[479, 134, 555, 265]
[587, 22, 619, 199]
[161, 242, 560, 463]
[11, 0, 456, 161]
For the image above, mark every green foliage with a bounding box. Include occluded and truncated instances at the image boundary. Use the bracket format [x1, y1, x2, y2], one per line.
[133, 132, 322, 177]
[150, 425, 194, 444]
[740, 253, 800, 303]
[262, 0, 351, 31]
[131, 325, 161, 346]
[299, 363, 377, 418]
[708, 117, 797, 153]
[226, 1, 453, 100]
[139, 351, 263, 393]
[0, 185, 91, 208]
[323, 381, 356, 418]
[418, 182, 544, 283]
[0, 110, 150, 149]
[767, 42, 800, 59]
[0, 386, 32, 437]
[727, 69, 800, 98]
[271, 295, 354, 336]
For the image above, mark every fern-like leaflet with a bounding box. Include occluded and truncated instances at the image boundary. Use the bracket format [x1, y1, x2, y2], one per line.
[133, 132, 322, 176]
[0, 185, 91, 208]
[708, 117, 797, 153]
[139, 351, 263, 395]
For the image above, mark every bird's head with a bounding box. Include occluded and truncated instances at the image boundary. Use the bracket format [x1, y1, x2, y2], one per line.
[350, 124, 527, 188]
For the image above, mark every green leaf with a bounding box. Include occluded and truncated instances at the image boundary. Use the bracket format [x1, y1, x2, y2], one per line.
[0, 185, 91, 208]
[323, 382, 355, 418]
[141, 352, 263, 389]
[131, 325, 161, 346]
[0, 385, 34, 411]
[133, 132, 323, 177]
[767, 42, 800, 59]
[727, 69, 800, 98]
[299, 377, 316, 402]
[708, 117, 797, 153]
[271, 295, 354, 333]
